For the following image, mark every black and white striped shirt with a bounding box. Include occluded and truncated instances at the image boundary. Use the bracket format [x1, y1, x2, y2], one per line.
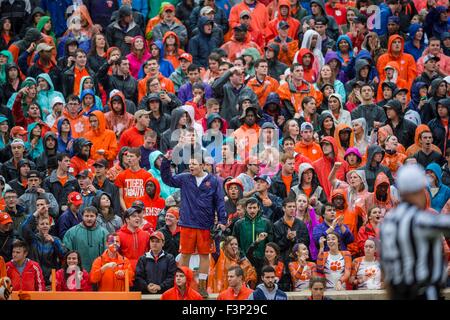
[380, 203, 450, 298]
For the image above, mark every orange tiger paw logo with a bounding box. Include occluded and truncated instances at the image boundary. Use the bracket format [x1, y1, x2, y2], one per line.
[365, 268, 376, 278]
[330, 261, 342, 271]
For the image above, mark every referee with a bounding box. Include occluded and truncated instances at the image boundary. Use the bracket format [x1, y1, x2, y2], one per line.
[380, 164, 450, 300]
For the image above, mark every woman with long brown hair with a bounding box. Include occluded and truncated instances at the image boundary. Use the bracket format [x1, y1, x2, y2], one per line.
[127, 36, 151, 79]
[87, 33, 109, 73]
[207, 236, 257, 293]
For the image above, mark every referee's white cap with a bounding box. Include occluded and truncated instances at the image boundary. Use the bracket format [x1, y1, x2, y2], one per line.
[396, 164, 428, 194]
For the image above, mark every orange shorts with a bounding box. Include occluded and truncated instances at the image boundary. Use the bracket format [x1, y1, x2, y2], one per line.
[179, 227, 214, 254]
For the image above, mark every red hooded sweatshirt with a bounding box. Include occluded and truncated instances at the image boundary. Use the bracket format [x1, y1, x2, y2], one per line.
[312, 136, 349, 199]
[137, 177, 166, 231]
[161, 266, 203, 300]
[117, 225, 150, 271]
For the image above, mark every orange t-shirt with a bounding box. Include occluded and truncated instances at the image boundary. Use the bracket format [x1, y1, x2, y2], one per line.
[115, 169, 153, 208]
[281, 174, 293, 196]
[303, 187, 312, 197]
[58, 175, 68, 187]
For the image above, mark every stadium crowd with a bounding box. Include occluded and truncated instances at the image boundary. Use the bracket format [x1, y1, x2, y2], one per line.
[0, 0, 449, 301]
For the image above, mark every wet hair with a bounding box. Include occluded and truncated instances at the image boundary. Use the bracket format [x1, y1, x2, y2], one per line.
[83, 206, 98, 216]
[227, 265, 244, 278]
[261, 265, 276, 276]
[12, 240, 29, 252]
[309, 276, 326, 288]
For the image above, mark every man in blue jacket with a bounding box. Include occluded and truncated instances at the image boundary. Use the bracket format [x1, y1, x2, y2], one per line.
[160, 152, 227, 298]
[372, 0, 401, 37]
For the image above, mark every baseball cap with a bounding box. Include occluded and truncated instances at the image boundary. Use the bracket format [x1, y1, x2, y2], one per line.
[93, 159, 108, 168]
[76, 169, 93, 179]
[200, 6, 215, 15]
[36, 43, 54, 52]
[423, 54, 440, 64]
[393, 87, 409, 96]
[150, 230, 165, 241]
[134, 109, 151, 120]
[163, 3, 175, 12]
[278, 20, 290, 30]
[233, 24, 248, 32]
[10, 126, 27, 137]
[396, 164, 427, 194]
[123, 206, 141, 219]
[0, 212, 12, 225]
[67, 191, 83, 206]
[254, 175, 272, 185]
[27, 170, 40, 179]
[240, 10, 251, 18]
[300, 122, 314, 132]
[131, 200, 145, 211]
[178, 52, 192, 62]
[11, 138, 25, 147]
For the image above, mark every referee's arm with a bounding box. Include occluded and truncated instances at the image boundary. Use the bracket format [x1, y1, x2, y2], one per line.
[416, 213, 450, 236]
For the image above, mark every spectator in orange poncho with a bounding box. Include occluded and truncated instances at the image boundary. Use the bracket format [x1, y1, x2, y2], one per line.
[405, 124, 442, 157]
[162, 31, 185, 70]
[208, 236, 257, 293]
[84, 111, 118, 164]
[161, 266, 203, 300]
[362, 172, 399, 220]
[381, 135, 407, 178]
[266, 0, 301, 43]
[331, 188, 361, 256]
[220, 25, 263, 62]
[376, 61, 409, 101]
[268, 21, 299, 67]
[334, 123, 354, 159]
[90, 233, 134, 291]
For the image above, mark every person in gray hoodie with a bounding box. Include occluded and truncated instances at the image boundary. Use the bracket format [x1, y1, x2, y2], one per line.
[160, 107, 189, 153]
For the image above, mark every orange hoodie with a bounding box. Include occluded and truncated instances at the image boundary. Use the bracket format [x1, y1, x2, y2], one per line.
[51, 109, 89, 139]
[161, 266, 203, 300]
[220, 33, 264, 62]
[405, 124, 442, 157]
[246, 75, 279, 107]
[90, 250, 134, 291]
[138, 73, 175, 104]
[162, 31, 185, 70]
[295, 48, 318, 83]
[381, 149, 407, 177]
[269, 40, 299, 67]
[334, 123, 355, 159]
[105, 90, 135, 138]
[376, 61, 409, 101]
[294, 140, 323, 162]
[229, 1, 270, 40]
[117, 224, 150, 272]
[312, 136, 350, 199]
[266, 0, 301, 43]
[84, 110, 118, 163]
[137, 177, 166, 231]
[331, 188, 359, 256]
[363, 172, 398, 220]
[376, 35, 417, 89]
[277, 79, 323, 114]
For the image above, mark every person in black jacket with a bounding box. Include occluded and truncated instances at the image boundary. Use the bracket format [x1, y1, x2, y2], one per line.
[253, 175, 283, 223]
[176, 0, 196, 36]
[62, 49, 97, 98]
[134, 231, 177, 294]
[42, 153, 78, 214]
[420, 77, 448, 125]
[270, 153, 299, 200]
[358, 144, 394, 192]
[188, 16, 221, 69]
[35, 131, 57, 173]
[158, 207, 180, 258]
[0, 138, 36, 182]
[97, 55, 138, 104]
[105, 5, 143, 56]
[139, 92, 172, 133]
[428, 98, 450, 155]
[264, 43, 288, 82]
[273, 198, 310, 264]
[0, 63, 22, 107]
[92, 159, 121, 215]
[384, 99, 417, 149]
[7, 158, 31, 197]
[0, 212, 21, 261]
[188, 0, 228, 35]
